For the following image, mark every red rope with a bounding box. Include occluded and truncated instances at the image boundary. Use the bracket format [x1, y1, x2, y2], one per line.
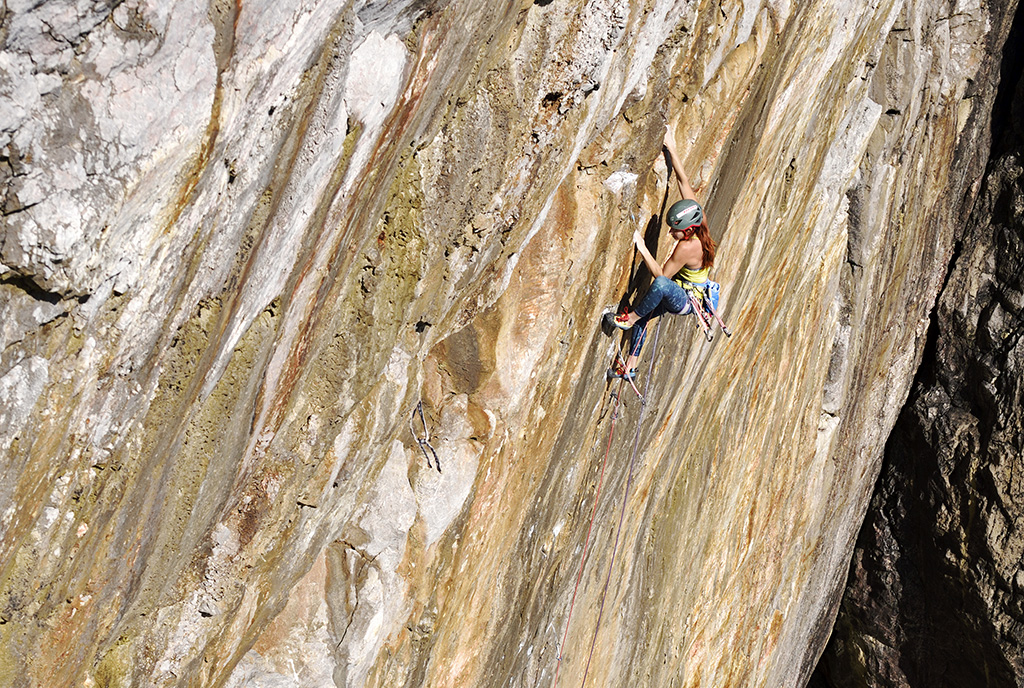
[552, 378, 623, 688]
[553, 328, 652, 687]
[580, 319, 663, 686]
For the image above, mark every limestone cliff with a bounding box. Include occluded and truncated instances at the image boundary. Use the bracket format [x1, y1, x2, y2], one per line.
[0, 1, 1017, 687]
[814, 11, 1024, 687]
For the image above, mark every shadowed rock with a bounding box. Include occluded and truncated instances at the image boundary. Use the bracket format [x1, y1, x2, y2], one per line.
[814, 7, 1024, 685]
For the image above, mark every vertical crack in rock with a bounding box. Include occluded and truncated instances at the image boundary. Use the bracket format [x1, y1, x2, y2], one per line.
[326, 540, 377, 687]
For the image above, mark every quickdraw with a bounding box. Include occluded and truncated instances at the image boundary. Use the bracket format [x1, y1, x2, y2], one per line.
[612, 347, 646, 404]
[410, 401, 441, 473]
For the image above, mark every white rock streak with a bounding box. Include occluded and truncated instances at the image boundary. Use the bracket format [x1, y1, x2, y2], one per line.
[341, 30, 411, 195]
[0, 356, 48, 453]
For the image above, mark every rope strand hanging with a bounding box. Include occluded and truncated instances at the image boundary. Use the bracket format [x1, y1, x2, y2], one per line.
[552, 319, 662, 688]
[580, 318, 663, 686]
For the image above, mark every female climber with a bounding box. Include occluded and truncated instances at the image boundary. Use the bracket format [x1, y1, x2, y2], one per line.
[607, 126, 717, 379]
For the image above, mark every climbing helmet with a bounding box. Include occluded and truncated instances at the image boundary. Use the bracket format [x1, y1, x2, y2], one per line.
[667, 199, 702, 231]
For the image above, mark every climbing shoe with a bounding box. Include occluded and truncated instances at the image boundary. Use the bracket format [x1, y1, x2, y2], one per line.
[607, 309, 632, 330]
[606, 361, 637, 382]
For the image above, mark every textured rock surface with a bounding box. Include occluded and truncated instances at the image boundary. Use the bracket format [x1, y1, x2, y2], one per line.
[814, 12, 1024, 687]
[0, 0, 1018, 686]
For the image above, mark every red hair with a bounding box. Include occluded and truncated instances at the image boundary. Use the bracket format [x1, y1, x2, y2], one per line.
[694, 219, 716, 268]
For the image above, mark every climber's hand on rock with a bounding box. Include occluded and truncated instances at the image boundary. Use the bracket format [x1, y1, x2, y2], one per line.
[664, 124, 677, 152]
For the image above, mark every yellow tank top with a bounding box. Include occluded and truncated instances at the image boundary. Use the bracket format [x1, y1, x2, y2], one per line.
[673, 266, 709, 292]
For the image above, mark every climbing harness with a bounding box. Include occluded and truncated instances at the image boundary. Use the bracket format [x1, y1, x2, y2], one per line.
[410, 401, 441, 473]
[684, 279, 732, 342]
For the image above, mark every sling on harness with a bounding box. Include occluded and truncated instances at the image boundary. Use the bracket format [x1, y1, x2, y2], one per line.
[674, 266, 731, 341]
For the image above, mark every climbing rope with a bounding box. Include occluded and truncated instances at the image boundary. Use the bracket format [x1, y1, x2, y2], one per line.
[551, 379, 622, 688]
[552, 325, 647, 688]
[580, 318, 663, 686]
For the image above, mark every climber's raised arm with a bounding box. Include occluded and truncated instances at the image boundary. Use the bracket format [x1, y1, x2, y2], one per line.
[664, 126, 698, 203]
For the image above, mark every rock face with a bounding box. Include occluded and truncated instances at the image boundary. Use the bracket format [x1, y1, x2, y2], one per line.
[0, 1, 1018, 687]
[813, 12, 1024, 688]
